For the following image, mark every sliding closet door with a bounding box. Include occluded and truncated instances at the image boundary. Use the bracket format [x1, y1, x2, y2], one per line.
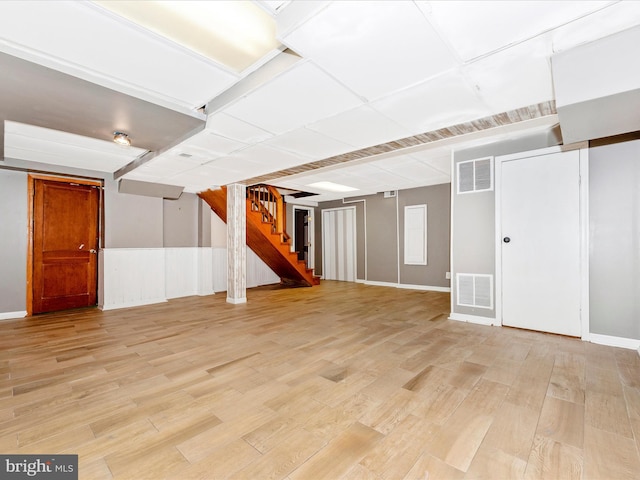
[322, 207, 356, 282]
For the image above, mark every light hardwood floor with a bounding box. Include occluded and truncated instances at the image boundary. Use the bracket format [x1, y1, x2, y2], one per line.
[1, 281, 639, 479]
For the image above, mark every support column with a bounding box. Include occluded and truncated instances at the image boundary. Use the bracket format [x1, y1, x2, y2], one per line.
[226, 183, 247, 304]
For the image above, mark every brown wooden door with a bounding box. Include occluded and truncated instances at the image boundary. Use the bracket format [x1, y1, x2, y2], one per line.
[32, 179, 100, 314]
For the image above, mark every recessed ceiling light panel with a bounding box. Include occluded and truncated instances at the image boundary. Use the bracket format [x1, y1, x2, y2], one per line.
[308, 181, 358, 192]
[94, 0, 280, 72]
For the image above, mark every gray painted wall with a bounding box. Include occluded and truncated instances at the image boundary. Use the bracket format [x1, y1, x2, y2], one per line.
[315, 184, 450, 287]
[198, 199, 212, 248]
[398, 183, 450, 287]
[363, 193, 400, 283]
[163, 193, 198, 247]
[0, 169, 27, 313]
[589, 137, 640, 340]
[103, 178, 163, 248]
[451, 129, 562, 318]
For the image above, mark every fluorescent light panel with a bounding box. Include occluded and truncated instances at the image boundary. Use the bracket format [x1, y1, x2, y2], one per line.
[94, 1, 279, 72]
[308, 181, 358, 192]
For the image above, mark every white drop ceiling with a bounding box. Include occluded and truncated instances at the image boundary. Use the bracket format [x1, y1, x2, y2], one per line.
[0, 1, 639, 202]
[4, 121, 147, 173]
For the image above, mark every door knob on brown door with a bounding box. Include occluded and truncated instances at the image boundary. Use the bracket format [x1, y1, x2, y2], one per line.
[90, 249, 97, 254]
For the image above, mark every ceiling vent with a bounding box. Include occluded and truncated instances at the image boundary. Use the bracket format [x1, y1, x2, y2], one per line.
[178, 152, 193, 158]
[552, 25, 640, 143]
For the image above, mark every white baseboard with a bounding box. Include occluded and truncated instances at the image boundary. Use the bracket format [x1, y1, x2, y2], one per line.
[448, 312, 499, 326]
[363, 280, 450, 292]
[589, 333, 640, 351]
[396, 283, 451, 293]
[99, 298, 167, 311]
[0, 311, 27, 320]
[363, 280, 400, 288]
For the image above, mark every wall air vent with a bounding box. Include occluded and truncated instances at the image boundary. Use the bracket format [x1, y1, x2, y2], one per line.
[457, 157, 493, 194]
[456, 273, 493, 309]
[383, 190, 397, 198]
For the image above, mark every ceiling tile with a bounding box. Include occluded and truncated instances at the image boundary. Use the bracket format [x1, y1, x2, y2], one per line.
[262, 127, 353, 159]
[410, 151, 452, 176]
[549, 1, 640, 52]
[280, 1, 458, 100]
[206, 112, 273, 143]
[199, 156, 254, 174]
[371, 70, 491, 135]
[464, 37, 554, 114]
[423, 0, 612, 62]
[222, 61, 362, 134]
[220, 144, 308, 172]
[306, 105, 412, 149]
[179, 130, 247, 156]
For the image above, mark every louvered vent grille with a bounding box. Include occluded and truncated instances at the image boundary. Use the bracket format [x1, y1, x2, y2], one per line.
[457, 157, 493, 194]
[456, 273, 493, 309]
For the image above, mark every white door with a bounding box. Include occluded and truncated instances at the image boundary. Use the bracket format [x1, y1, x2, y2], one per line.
[500, 149, 581, 336]
[322, 208, 356, 282]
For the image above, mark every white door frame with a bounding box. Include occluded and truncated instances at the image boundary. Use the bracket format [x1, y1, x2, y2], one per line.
[291, 205, 314, 270]
[494, 144, 590, 340]
[321, 206, 357, 282]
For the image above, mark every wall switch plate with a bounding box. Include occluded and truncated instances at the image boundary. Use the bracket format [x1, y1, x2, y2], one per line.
[445, 272, 451, 280]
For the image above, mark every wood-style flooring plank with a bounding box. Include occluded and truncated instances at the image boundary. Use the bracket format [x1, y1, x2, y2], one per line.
[583, 425, 640, 480]
[288, 422, 383, 480]
[0, 282, 637, 479]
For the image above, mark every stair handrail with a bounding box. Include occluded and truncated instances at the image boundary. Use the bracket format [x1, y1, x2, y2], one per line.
[247, 185, 288, 240]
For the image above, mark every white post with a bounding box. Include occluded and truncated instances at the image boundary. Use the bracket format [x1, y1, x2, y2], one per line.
[226, 183, 246, 304]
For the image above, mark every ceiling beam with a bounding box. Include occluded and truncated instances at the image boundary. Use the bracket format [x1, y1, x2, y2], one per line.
[242, 101, 557, 186]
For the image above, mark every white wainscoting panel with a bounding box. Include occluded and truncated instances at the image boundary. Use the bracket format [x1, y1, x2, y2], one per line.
[247, 248, 280, 288]
[212, 247, 227, 293]
[99, 248, 167, 310]
[100, 247, 278, 308]
[165, 248, 200, 300]
[197, 248, 215, 296]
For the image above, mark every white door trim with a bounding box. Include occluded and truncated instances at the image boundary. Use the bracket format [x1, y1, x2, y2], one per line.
[291, 204, 315, 270]
[494, 144, 589, 339]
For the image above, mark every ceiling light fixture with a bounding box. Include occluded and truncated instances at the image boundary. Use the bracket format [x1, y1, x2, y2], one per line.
[113, 131, 131, 146]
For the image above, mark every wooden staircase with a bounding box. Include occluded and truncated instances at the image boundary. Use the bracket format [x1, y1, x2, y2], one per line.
[199, 185, 320, 288]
